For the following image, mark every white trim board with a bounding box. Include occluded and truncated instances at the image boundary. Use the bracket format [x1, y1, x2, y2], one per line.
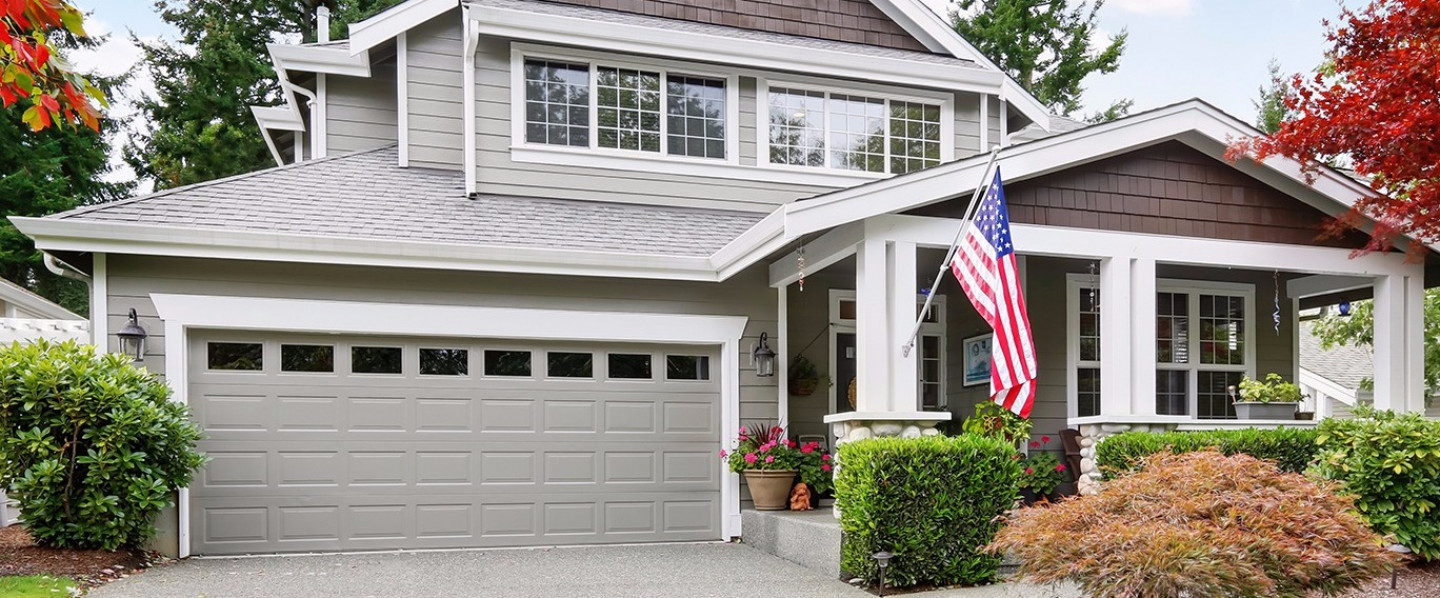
[152, 294, 750, 556]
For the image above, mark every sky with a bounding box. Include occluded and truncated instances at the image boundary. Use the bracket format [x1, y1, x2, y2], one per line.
[71, 0, 1350, 183]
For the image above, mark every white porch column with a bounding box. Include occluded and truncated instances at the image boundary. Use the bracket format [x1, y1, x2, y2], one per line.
[888, 242, 919, 410]
[1130, 258, 1157, 416]
[855, 238, 890, 411]
[1099, 257, 1133, 416]
[777, 284, 789, 425]
[1373, 272, 1426, 413]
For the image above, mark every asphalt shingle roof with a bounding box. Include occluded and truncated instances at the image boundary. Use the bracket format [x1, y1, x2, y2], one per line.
[468, 0, 981, 69]
[56, 146, 766, 258]
[1299, 320, 1372, 392]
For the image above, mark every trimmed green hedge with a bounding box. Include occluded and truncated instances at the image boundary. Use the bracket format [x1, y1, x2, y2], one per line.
[1313, 408, 1440, 560]
[1095, 427, 1322, 478]
[836, 434, 1021, 588]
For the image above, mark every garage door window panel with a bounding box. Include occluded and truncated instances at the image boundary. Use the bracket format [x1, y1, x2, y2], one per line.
[665, 355, 710, 380]
[207, 342, 263, 371]
[352, 346, 403, 375]
[607, 354, 653, 380]
[548, 352, 594, 378]
[485, 350, 533, 377]
[281, 344, 335, 373]
[420, 348, 469, 376]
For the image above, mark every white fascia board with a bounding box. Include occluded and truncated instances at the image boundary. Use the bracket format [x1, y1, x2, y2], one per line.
[13, 218, 723, 283]
[710, 210, 785, 282]
[250, 106, 304, 132]
[867, 0, 1052, 129]
[268, 43, 372, 77]
[1299, 367, 1360, 406]
[1287, 274, 1375, 299]
[348, 0, 455, 55]
[467, 5, 1004, 95]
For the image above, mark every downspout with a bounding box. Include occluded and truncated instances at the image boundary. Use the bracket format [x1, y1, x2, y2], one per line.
[43, 252, 90, 283]
[462, 5, 480, 196]
[283, 80, 320, 161]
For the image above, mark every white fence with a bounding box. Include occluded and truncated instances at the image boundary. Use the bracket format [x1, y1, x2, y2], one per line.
[1, 318, 90, 527]
[1, 493, 16, 527]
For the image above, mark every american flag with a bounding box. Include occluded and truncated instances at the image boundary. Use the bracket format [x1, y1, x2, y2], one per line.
[950, 167, 1037, 417]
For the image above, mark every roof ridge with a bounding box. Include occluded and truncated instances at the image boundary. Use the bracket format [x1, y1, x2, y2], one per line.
[57, 145, 398, 220]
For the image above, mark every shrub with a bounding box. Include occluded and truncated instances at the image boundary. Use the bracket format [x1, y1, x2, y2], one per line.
[960, 401, 1031, 445]
[1312, 406, 1440, 560]
[836, 434, 1021, 588]
[1096, 427, 1321, 477]
[0, 340, 207, 550]
[990, 450, 1397, 598]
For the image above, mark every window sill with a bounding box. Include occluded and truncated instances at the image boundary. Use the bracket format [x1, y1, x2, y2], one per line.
[508, 144, 886, 189]
[1066, 414, 1319, 430]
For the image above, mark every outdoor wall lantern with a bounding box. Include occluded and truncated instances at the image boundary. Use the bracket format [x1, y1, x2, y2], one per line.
[116, 308, 148, 362]
[872, 550, 894, 596]
[753, 332, 777, 378]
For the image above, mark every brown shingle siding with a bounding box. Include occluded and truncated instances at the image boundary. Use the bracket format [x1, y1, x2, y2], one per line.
[538, 0, 932, 52]
[908, 141, 1371, 249]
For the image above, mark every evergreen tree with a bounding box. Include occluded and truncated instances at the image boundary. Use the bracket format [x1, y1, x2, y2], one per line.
[124, 0, 402, 190]
[949, 0, 1128, 118]
[1253, 59, 1287, 135]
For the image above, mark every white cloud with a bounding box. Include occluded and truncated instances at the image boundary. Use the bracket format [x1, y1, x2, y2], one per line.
[67, 18, 159, 190]
[1108, 0, 1194, 16]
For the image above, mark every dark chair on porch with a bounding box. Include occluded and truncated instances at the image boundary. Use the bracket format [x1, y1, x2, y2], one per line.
[1060, 429, 1084, 495]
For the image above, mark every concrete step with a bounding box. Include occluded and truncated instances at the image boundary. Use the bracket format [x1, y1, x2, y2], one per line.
[741, 508, 842, 580]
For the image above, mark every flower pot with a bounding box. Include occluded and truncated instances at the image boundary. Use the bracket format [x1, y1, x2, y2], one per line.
[744, 470, 798, 510]
[789, 378, 818, 397]
[1294, 411, 1316, 421]
[1234, 401, 1299, 420]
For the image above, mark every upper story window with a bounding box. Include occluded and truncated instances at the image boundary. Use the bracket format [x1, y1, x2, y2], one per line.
[766, 86, 945, 175]
[522, 56, 728, 160]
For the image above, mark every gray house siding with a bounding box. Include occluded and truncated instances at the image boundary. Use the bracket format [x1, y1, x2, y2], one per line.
[103, 254, 780, 556]
[406, 11, 465, 169]
[326, 56, 399, 154]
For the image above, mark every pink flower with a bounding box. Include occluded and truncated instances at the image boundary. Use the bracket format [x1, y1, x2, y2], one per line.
[821, 463, 832, 472]
[800, 444, 814, 454]
[739, 426, 748, 434]
[1055, 464, 1066, 472]
[1024, 467, 1034, 475]
[765, 455, 775, 464]
[719, 449, 728, 458]
[744, 453, 758, 464]
[1041, 435, 1052, 444]
[821, 454, 831, 462]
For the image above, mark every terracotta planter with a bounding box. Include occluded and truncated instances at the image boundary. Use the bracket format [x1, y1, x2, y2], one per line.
[745, 470, 798, 511]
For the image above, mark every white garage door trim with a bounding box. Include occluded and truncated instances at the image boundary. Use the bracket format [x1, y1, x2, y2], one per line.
[152, 293, 749, 558]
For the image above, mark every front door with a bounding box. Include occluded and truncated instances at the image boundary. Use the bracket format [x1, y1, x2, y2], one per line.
[834, 332, 856, 413]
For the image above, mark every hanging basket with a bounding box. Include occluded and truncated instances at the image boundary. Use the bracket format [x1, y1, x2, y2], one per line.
[789, 377, 819, 397]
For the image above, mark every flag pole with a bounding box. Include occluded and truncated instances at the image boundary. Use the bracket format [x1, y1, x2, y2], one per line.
[901, 146, 1002, 358]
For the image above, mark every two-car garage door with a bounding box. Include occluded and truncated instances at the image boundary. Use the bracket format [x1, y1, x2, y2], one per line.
[188, 330, 721, 555]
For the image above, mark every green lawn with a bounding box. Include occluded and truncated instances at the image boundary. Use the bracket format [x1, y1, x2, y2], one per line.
[0, 575, 78, 597]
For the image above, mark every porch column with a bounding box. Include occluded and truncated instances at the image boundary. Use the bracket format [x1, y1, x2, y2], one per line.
[1099, 257, 1133, 416]
[888, 242, 919, 410]
[777, 284, 789, 425]
[855, 238, 890, 411]
[1373, 272, 1426, 413]
[1130, 258, 1157, 416]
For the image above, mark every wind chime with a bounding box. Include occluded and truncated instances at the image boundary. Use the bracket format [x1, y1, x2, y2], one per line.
[1273, 270, 1282, 335]
[1088, 260, 1100, 313]
[796, 246, 807, 292]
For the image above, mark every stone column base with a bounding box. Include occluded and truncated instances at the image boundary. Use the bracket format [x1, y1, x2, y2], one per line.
[1075, 422, 1179, 495]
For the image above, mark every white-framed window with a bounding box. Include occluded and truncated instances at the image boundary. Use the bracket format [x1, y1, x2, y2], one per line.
[830, 290, 947, 410]
[1067, 276, 1255, 420]
[760, 79, 953, 175]
[513, 46, 739, 163]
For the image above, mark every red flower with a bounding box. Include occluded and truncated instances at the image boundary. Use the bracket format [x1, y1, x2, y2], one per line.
[1024, 467, 1034, 475]
[1041, 435, 1051, 444]
[821, 463, 832, 472]
[1011, 454, 1023, 460]
[1029, 441, 1041, 448]
[771, 426, 784, 435]
[1055, 464, 1066, 472]
[800, 444, 814, 454]
[744, 453, 758, 464]
[719, 449, 727, 458]
[785, 439, 797, 448]
[821, 454, 831, 462]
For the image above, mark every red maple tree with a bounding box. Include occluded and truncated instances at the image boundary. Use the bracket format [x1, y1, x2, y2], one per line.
[1, 0, 104, 131]
[1228, 0, 1440, 254]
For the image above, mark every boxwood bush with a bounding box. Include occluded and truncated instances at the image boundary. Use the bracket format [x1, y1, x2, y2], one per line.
[0, 340, 207, 550]
[835, 434, 1021, 588]
[1095, 427, 1321, 477]
[1312, 407, 1440, 560]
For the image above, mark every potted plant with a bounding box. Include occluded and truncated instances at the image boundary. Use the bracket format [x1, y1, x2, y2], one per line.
[962, 401, 1033, 446]
[796, 440, 834, 509]
[1235, 373, 1304, 420]
[1017, 436, 1065, 504]
[721, 423, 828, 510]
[788, 356, 827, 397]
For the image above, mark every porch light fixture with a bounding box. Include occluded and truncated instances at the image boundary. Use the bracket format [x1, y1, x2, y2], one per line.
[753, 332, 777, 378]
[116, 308, 148, 362]
[1338, 301, 1352, 316]
[872, 550, 894, 596]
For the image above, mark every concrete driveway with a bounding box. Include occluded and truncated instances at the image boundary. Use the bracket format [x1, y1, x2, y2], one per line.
[86, 542, 865, 598]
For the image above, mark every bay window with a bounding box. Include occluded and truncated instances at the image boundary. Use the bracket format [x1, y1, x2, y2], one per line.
[1069, 277, 1254, 419]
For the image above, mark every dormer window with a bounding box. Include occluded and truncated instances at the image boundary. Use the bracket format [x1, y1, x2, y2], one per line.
[521, 56, 729, 160]
[764, 83, 950, 175]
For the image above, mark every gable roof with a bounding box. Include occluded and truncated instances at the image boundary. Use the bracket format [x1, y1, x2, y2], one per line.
[0, 277, 82, 320]
[1299, 320, 1372, 395]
